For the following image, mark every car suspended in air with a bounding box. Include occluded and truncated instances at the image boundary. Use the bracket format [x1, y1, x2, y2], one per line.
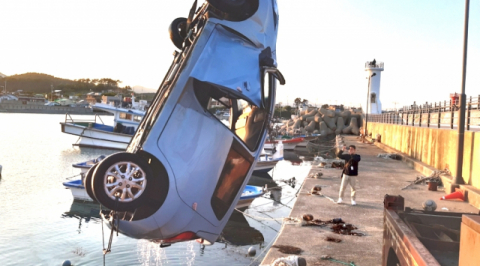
[85, 0, 285, 246]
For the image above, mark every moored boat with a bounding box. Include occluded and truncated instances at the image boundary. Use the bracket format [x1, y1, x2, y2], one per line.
[263, 137, 305, 150]
[63, 179, 265, 208]
[60, 96, 146, 150]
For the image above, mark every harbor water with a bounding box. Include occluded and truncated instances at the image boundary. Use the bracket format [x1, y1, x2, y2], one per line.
[0, 113, 313, 266]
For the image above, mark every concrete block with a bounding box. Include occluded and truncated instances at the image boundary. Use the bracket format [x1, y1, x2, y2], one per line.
[459, 215, 480, 266]
[460, 185, 480, 209]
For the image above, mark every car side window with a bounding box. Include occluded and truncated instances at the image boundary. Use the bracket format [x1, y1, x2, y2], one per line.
[193, 79, 266, 151]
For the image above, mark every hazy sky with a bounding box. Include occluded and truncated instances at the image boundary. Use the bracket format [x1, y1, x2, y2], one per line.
[1, 0, 479, 109]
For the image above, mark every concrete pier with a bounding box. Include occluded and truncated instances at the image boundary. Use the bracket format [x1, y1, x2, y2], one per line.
[260, 135, 478, 266]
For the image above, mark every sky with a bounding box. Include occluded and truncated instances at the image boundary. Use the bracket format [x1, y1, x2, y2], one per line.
[1, 0, 479, 109]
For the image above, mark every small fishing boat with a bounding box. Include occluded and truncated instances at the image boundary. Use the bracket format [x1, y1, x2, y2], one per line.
[263, 137, 305, 150]
[254, 154, 282, 173]
[60, 96, 147, 150]
[63, 179, 265, 207]
[72, 155, 106, 174]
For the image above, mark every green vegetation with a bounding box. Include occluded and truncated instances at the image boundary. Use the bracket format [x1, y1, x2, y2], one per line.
[0, 72, 132, 95]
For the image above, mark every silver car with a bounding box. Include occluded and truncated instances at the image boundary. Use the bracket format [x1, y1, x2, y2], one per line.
[85, 0, 284, 245]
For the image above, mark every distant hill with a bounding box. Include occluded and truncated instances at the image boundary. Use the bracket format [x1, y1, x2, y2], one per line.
[0, 73, 133, 95]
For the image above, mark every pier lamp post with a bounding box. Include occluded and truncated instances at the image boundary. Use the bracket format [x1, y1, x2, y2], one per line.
[454, 0, 470, 187]
[364, 72, 376, 142]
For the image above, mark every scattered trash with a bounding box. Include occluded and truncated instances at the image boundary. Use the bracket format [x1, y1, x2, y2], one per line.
[440, 188, 465, 201]
[308, 172, 323, 179]
[303, 219, 326, 227]
[331, 218, 343, 224]
[331, 223, 364, 236]
[278, 177, 297, 188]
[402, 169, 449, 190]
[248, 246, 256, 257]
[310, 185, 322, 195]
[272, 245, 303, 255]
[422, 200, 437, 211]
[321, 255, 356, 266]
[377, 153, 401, 160]
[302, 214, 314, 221]
[442, 207, 449, 211]
[325, 236, 342, 243]
[331, 161, 345, 169]
[271, 255, 306, 266]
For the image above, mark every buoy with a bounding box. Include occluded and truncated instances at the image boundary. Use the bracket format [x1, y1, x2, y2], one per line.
[422, 200, 437, 211]
[62, 260, 72, 266]
[247, 246, 256, 257]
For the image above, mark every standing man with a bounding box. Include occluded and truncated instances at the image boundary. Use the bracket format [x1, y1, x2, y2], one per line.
[336, 145, 361, 205]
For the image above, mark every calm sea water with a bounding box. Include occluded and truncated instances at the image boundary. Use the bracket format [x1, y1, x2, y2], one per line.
[0, 113, 311, 266]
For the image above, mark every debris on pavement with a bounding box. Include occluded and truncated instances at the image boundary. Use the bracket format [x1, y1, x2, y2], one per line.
[325, 236, 342, 243]
[302, 214, 314, 221]
[330, 161, 345, 169]
[272, 245, 303, 255]
[401, 169, 450, 190]
[331, 223, 364, 236]
[310, 185, 322, 195]
[377, 153, 401, 160]
[308, 172, 323, 179]
[271, 255, 306, 266]
[321, 255, 357, 266]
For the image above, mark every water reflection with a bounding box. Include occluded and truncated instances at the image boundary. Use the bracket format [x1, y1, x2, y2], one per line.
[62, 200, 101, 234]
[219, 208, 264, 246]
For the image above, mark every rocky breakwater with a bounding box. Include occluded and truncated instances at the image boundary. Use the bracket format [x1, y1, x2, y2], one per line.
[276, 107, 362, 137]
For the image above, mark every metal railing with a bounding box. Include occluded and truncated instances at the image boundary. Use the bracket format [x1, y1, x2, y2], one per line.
[64, 113, 105, 125]
[367, 96, 480, 130]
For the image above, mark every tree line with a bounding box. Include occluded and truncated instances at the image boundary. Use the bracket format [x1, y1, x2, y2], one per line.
[0, 73, 131, 95]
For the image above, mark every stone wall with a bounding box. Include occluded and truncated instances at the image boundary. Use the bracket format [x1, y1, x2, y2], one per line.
[367, 122, 480, 189]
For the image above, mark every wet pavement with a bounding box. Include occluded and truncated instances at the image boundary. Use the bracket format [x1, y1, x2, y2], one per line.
[260, 135, 479, 266]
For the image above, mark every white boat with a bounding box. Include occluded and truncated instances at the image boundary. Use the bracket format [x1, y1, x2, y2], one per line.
[73, 152, 280, 176]
[60, 96, 146, 150]
[263, 137, 305, 150]
[254, 154, 282, 173]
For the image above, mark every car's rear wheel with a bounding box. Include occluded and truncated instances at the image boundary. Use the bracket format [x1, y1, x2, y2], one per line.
[92, 153, 153, 211]
[207, 0, 259, 21]
[83, 164, 98, 202]
[169, 17, 188, 49]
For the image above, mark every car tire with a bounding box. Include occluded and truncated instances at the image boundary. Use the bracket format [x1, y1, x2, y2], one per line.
[169, 17, 188, 50]
[91, 152, 154, 211]
[207, 0, 259, 20]
[83, 164, 98, 202]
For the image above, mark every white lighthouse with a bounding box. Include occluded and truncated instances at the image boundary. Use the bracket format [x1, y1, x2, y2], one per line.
[365, 59, 384, 114]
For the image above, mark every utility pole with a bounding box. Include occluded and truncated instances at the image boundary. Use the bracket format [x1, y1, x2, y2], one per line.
[454, 0, 470, 186]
